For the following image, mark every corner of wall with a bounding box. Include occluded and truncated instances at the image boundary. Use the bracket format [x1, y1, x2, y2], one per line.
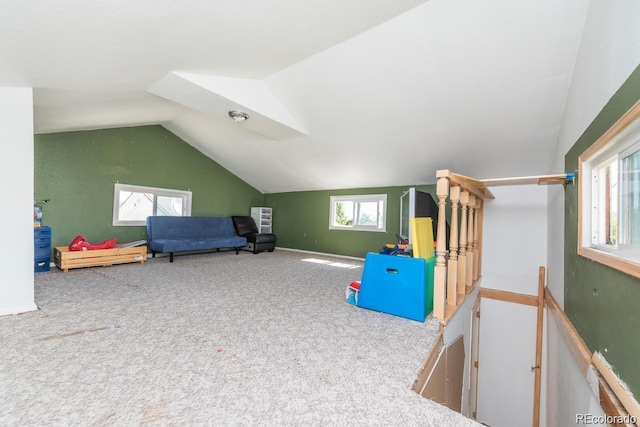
[0, 87, 37, 316]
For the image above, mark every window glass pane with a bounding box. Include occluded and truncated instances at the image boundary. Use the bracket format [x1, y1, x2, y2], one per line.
[620, 147, 640, 246]
[594, 157, 618, 246]
[114, 183, 191, 226]
[356, 201, 379, 226]
[118, 191, 153, 221]
[335, 201, 354, 226]
[157, 195, 183, 216]
[600, 160, 618, 245]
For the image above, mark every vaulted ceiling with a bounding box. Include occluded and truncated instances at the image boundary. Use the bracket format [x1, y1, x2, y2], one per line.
[2, 0, 590, 193]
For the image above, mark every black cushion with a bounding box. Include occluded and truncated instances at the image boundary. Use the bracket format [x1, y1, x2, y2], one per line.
[231, 216, 259, 236]
[242, 232, 277, 244]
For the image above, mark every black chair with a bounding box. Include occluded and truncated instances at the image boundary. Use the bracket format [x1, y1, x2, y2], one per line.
[231, 216, 276, 254]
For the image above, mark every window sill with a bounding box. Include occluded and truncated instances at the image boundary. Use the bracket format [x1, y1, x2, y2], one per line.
[578, 246, 640, 280]
[329, 226, 386, 233]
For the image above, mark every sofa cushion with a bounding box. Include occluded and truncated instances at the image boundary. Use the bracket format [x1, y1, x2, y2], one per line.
[147, 216, 238, 240]
[241, 232, 276, 244]
[149, 237, 246, 253]
[231, 216, 259, 236]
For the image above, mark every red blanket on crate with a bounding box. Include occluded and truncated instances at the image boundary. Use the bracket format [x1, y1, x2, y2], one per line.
[68, 235, 117, 251]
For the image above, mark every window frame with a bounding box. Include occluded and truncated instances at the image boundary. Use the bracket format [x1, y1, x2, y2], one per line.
[578, 99, 640, 279]
[329, 194, 387, 232]
[113, 183, 192, 226]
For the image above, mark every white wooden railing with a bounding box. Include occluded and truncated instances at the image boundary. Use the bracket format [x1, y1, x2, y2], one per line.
[426, 170, 640, 427]
[433, 170, 492, 321]
[432, 169, 574, 322]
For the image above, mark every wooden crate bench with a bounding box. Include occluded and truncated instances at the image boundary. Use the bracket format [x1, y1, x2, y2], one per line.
[54, 246, 147, 272]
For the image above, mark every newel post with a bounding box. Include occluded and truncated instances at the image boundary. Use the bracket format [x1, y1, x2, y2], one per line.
[433, 175, 449, 320]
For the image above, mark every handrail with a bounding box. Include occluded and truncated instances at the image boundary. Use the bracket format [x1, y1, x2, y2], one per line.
[546, 288, 636, 423]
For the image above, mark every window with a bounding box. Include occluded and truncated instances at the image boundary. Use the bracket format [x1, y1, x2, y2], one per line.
[113, 183, 192, 226]
[329, 194, 387, 232]
[579, 100, 640, 278]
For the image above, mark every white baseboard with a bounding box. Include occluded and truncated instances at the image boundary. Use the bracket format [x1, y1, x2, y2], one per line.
[276, 247, 365, 262]
[0, 302, 38, 316]
[45, 247, 366, 265]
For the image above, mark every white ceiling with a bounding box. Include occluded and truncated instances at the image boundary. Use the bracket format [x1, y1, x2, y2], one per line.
[1, 0, 590, 193]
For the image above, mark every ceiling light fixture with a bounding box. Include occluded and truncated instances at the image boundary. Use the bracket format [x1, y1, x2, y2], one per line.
[228, 110, 249, 123]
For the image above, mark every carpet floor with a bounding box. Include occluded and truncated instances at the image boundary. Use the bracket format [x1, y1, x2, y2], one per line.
[1, 249, 480, 426]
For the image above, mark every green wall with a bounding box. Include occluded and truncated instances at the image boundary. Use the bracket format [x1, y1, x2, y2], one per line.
[35, 125, 264, 251]
[264, 185, 437, 258]
[565, 64, 640, 396]
[34, 124, 438, 260]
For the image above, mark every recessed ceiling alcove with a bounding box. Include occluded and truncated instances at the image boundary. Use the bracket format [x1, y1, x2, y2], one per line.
[148, 72, 309, 140]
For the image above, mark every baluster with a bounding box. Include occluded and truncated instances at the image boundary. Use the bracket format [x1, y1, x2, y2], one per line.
[457, 191, 469, 295]
[473, 198, 481, 281]
[447, 186, 460, 306]
[466, 194, 476, 288]
[433, 176, 449, 320]
[476, 199, 484, 278]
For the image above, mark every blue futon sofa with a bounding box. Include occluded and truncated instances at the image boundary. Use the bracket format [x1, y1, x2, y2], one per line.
[146, 216, 247, 262]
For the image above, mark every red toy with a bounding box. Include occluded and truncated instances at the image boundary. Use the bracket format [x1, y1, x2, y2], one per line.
[69, 235, 117, 251]
[345, 281, 361, 306]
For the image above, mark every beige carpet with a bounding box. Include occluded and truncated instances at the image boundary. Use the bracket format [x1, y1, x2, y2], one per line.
[1, 249, 480, 426]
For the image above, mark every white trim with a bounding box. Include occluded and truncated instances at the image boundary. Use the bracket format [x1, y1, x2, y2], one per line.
[276, 246, 365, 262]
[583, 126, 640, 257]
[329, 194, 387, 232]
[0, 303, 38, 316]
[578, 100, 640, 278]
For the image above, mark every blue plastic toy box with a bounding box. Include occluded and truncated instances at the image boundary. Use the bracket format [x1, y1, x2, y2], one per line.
[357, 252, 435, 322]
